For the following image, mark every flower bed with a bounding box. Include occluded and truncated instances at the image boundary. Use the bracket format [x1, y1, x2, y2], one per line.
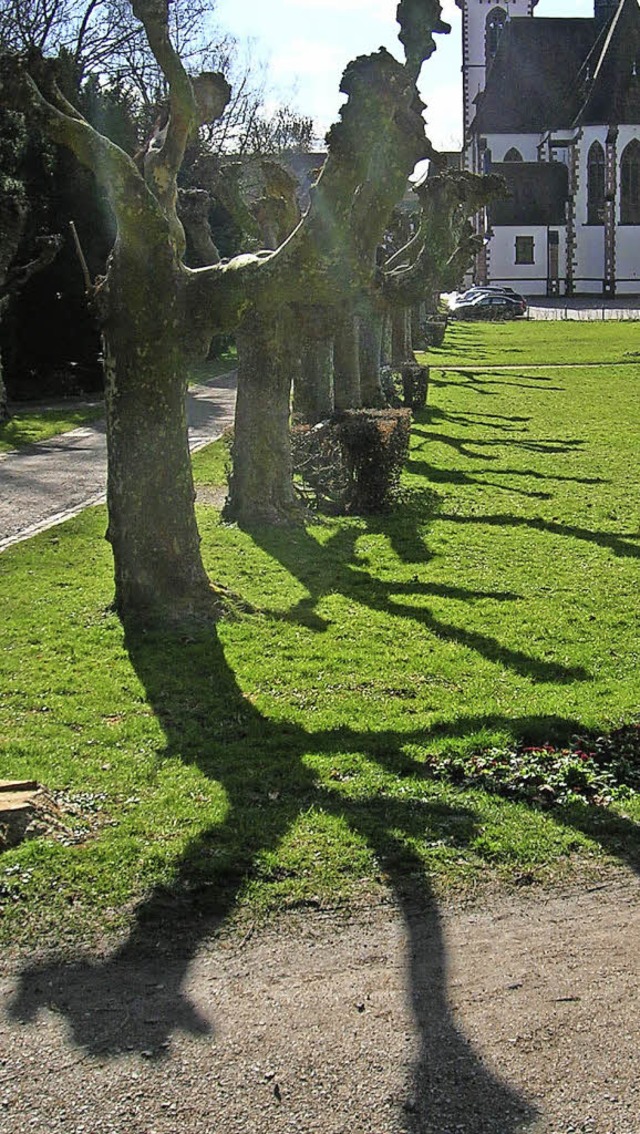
[423, 723, 640, 807]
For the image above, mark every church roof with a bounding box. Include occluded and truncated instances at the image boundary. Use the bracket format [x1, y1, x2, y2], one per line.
[576, 0, 640, 124]
[473, 18, 596, 133]
[488, 162, 569, 226]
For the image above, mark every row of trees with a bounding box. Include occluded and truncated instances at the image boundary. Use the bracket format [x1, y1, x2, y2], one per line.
[1, 0, 499, 624]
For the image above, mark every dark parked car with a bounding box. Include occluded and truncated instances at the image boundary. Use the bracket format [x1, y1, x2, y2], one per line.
[451, 291, 527, 320]
[456, 285, 519, 302]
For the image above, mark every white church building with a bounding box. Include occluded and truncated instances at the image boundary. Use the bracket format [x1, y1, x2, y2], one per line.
[460, 0, 640, 295]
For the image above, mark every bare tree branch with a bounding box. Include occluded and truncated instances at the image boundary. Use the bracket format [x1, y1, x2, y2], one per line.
[0, 233, 62, 300]
[131, 0, 197, 177]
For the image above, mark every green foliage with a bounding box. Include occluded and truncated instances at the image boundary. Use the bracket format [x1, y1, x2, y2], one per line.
[0, 56, 147, 401]
[0, 107, 27, 198]
[1, 322, 639, 949]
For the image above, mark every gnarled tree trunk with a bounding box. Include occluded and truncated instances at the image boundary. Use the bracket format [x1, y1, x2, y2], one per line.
[333, 313, 361, 411]
[102, 247, 212, 617]
[359, 306, 385, 407]
[225, 307, 300, 526]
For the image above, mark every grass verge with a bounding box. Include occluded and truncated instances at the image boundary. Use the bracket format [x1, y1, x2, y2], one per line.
[0, 351, 237, 453]
[0, 405, 103, 453]
[0, 322, 639, 954]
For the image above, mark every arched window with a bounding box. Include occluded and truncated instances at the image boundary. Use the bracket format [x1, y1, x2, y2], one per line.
[621, 139, 640, 224]
[504, 147, 523, 162]
[587, 141, 605, 224]
[486, 8, 507, 68]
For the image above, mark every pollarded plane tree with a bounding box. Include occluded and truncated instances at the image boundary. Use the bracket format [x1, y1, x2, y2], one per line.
[384, 166, 506, 306]
[1, 0, 449, 621]
[225, 0, 452, 525]
[381, 165, 507, 363]
[287, 165, 506, 428]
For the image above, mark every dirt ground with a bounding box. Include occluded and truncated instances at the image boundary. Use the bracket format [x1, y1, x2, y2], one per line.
[1, 869, 638, 1134]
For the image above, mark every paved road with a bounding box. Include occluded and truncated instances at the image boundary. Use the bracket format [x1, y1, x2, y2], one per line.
[0, 373, 237, 552]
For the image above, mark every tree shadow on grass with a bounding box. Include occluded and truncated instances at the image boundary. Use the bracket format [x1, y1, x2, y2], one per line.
[406, 456, 555, 500]
[9, 620, 639, 1129]
[443, 369, 565, 393]
[411, 426, 586, 460]
[425, 405, 533, 432]
[8, 624, 541, 1132]
[254, 521, 588, 685]
[439, 511, 640, 561]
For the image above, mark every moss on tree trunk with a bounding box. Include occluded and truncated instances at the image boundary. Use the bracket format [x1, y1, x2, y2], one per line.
[102, 251, 211, 619]
[359, 307, 385, 407]
[225, 308, 300, 526]
[334, 314, 361, 411]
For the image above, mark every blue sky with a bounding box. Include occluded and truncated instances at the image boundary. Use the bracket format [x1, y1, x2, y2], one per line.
[214, 0, 593, 150]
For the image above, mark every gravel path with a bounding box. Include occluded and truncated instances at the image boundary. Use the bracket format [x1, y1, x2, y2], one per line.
[0, 373, 237, 552]
[0, 874, 638, 1133]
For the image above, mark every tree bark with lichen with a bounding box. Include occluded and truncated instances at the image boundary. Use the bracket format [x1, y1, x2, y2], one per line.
[225, 305, 300, 526]
[1, 7, 235, 620]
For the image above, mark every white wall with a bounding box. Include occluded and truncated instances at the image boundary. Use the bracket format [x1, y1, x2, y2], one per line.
[614, 125, 640, 292]
[487, 226, 565, 295]
[485, 133, 540, 163]
[574, 224, 604, 294]
[574, 124, 640, 293]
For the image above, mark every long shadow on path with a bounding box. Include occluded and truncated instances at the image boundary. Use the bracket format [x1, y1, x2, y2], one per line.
[9, 623, 539, 1133]
[8, 623, 640, 1128]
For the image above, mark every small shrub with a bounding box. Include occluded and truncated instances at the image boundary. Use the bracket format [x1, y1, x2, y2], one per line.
[338, 408, 411, 512]
[423, 319, 447, 347]
[291, 419, 350, 512]
[379, 365, 402, 407]
[401, 363, 429, 411]
[291, 408, 411, 514]
[422, 722, 640, 807]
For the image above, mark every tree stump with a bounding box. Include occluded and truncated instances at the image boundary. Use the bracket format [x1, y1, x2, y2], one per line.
[1, 780, 40, 847]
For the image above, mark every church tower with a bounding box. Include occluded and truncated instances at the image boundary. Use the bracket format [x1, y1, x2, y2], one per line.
[456, 0, 538, 163]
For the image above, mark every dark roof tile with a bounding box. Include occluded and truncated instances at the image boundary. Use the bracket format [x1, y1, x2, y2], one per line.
[577, 0, 640, 124]
[488, 162, 569, 225]
[474, 18, 596, 133]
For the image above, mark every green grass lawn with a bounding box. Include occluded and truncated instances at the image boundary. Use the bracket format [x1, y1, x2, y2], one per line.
[430, 317, 640, 367]
[1, 321, 639, 953]
[0, 405, 104, 453]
